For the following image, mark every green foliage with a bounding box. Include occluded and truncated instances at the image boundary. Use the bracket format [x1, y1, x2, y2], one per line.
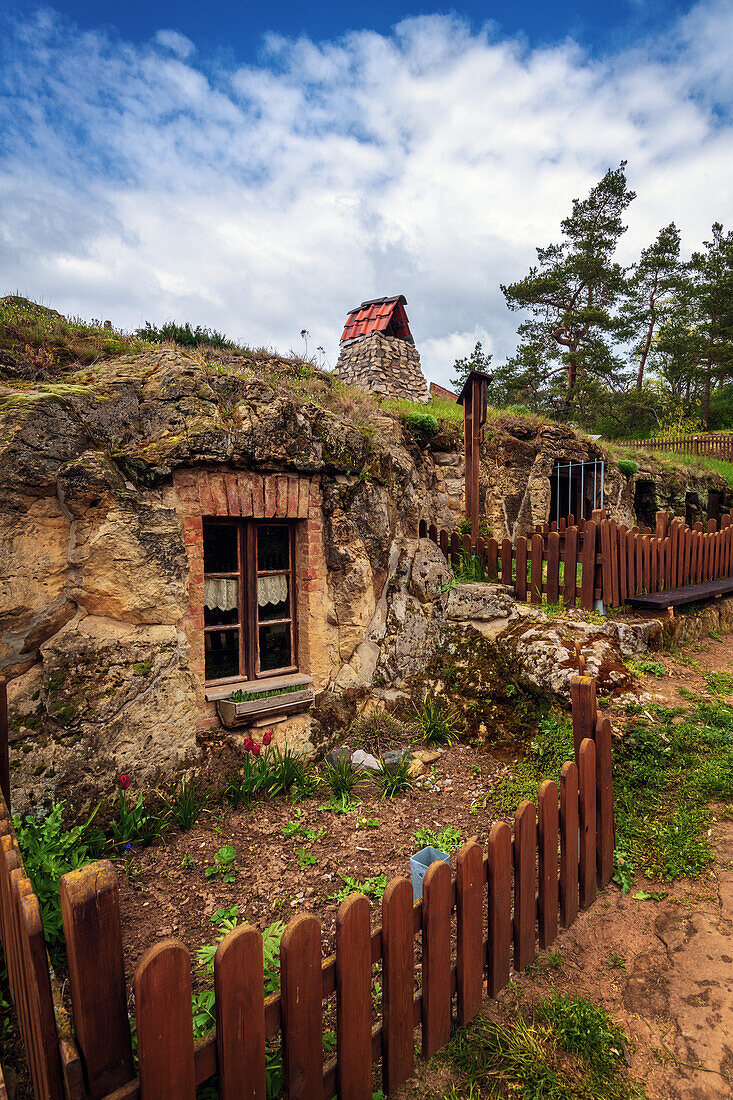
[415, 825, 463, 853]
[111, 791, 165, 850]
[617, 459, 638, 477]
[324, 756, 368, 806]
[228, 683, 303, 702]
[135, 320, 235, 349]
[703, 670, 733, 695]
[164, 776, 207, 830]
[498, 714, 574, 811]
[332, 873, 388, 902]
[14, 802, 104, 959]
[614, 696, 733, 881]
[452, 549, 488, 583]
[438, 990, 641, 1098]
[411, 696, 461, 746]
[204, 844, 237, 883]
[405, 411, 438, 439]
[224, 746, 313, 808]
[375, 757, 415, 799]
[626, 657, 666, 678]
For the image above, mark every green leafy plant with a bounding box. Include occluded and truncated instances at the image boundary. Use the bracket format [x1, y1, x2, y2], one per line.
[411, 696, 461, 746]
[229, 683, 303, 702]
[111, 778, 165, 850]
[324, 756, 368, 808]
[164, 776, 207, 831]
[704, 671, 733, 695]
[452, 549, 488, 583]
[627, 657, 666, 678]
[205, 844, 237, 883]
[415, 825, 463, 853]
[13, 801, 104, 959]
[295, 847, 317, 869]
[375, 757, 414, 798]
[332, 873, 388, 902]
[617, 458, 638, 477]
[405, 411, 438, 438]
[612, 850, 635, 894]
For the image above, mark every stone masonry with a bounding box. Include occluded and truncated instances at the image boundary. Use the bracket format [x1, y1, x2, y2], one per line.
[334, 331, 430, 403]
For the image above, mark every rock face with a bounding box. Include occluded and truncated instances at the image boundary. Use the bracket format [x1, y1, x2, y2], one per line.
[0, 348, 463, 812]
[334, 332, 429, 403]
[479, 416, 731, 541]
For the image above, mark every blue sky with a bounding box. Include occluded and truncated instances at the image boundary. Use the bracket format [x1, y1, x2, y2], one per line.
[1, 0, 732, 385]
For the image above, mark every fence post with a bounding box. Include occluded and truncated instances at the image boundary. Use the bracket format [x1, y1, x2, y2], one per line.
[135, 941, 196, 1100]
[595, 716, 614, 888]
[487, 822, 511, 996]
[538, 780, 559, 949]
[214, 925, 267, 1100]
[336, 895, 372, 1100]
[381, 878, 414, 1093]
[571, 675, 597, 763]
[422, 859, 452, 1058]
[0, 678, 8, 814]
[579, 739, 597, 910]
[281, 915, 324, 1100]
[513, 801, 536, 971]
[60, 861, 134, 1097]
[455, 841, 483, 1026]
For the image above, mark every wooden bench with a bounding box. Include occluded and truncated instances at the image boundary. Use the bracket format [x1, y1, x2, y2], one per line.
[627, 576, 733, 616]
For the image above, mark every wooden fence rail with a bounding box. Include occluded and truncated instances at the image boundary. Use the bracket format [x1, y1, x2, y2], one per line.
[421, 507, 733, 611]
[627, 433, 733, 460]
[0, 678, 614, 1099]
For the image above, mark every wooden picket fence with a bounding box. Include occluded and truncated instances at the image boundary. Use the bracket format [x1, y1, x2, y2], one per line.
[628, 432, 733, 460]
[422, 507, 733, 610]
[0, 675, 614, 1100]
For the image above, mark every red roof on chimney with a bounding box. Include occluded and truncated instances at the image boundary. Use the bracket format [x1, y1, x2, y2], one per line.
[340, 295, 413, 344]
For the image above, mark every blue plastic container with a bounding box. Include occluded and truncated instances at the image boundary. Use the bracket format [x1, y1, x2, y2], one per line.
[410, 846, 451, 901]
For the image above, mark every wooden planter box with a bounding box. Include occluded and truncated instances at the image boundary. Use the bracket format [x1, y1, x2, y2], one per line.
[216, 684, 315, 728]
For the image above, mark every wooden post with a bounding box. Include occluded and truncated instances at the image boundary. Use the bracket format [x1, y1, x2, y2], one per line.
[336, 895, 372, 1100]
[571, 675, 597, 763]
[455, 842, 483, 1026]
[0, 678, 8, 813]
[422, 859, 452, 1058]
[381, 879, 414, 1093]
[60, 862, 134, 1097]
[281, 915, 324, 1100]
[487, 822, 511, 996]
[135, 942, 196, 1100]
[215, 926, 267, 1100]
[513, 801, 536, 971]
[458, 370, 490, 537]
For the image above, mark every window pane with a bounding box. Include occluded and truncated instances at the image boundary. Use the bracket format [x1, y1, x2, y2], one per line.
[205, 629, 240, 680]
[204, 523, 238, 574]
[257, 575, 290, 620]
[204, 578, 238, 626]
[259, 622, 292, 671]
[257, 525, 289, 572]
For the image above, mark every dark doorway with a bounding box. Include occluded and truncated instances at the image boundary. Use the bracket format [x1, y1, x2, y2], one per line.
[708, 490, 721, 525]
[685, 491, 702, 527]
[633, 480, 657, 528]
[549, 461, 605, 524]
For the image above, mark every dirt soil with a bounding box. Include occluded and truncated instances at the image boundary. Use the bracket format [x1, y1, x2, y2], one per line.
[111, 629, 733, 1098]
[406, 629, 733, 1100]
[116, 741, 509, 983]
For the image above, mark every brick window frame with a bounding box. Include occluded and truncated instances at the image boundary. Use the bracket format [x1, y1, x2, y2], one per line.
[170, 469, 326, 729]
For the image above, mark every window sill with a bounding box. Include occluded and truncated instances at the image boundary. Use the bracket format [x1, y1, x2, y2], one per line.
[205, 672, 313, 703]
[210, 673, 315, 728]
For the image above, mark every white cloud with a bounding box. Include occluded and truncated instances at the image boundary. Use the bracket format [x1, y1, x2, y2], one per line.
[154, 29, 195, 59]
[0, 2, 732, 386]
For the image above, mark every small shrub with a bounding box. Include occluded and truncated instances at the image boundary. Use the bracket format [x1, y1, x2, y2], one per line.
[411, 696, 461, 745]
[14, 802, 104, 960]
[617, 459, 638, 477]
[349, 712, 407, 755]
[164, 776, 207, 830]
[324, 756, 368, 805]
[205, 844, 237, 882]
[405, 411, 438, 438]
[376, 757, 415, 798]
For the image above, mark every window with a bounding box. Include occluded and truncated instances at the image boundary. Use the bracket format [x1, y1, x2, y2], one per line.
[203, 520, 296, 683]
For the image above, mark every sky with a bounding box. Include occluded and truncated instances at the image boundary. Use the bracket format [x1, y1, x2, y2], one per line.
[1, 0, 732, 387]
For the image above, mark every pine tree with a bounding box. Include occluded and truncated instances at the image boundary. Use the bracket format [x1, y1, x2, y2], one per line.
[689, 223, 733, 427]
[449, 341, 493, 393]
[501, 163, 635, 404]
[617, 223, 684, 391]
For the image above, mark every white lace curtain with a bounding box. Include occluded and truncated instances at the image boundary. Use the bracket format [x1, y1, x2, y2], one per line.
[204, 575, 289, 612]
[258, 574, 288, 608]
[204, 578, 238, 612]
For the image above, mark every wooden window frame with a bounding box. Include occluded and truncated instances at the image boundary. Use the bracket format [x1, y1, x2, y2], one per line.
[203, 518, 297, 685]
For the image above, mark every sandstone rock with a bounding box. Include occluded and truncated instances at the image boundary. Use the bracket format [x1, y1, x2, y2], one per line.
[503, 615, 632, 699]
[445, 584, 518, 625]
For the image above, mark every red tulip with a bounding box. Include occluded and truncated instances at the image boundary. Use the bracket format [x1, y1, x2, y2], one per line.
[262, 731, 272, 746]
[252, 743, 262, 756]
[119, 773, 131, 790]
[243, 737, 254, 752]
